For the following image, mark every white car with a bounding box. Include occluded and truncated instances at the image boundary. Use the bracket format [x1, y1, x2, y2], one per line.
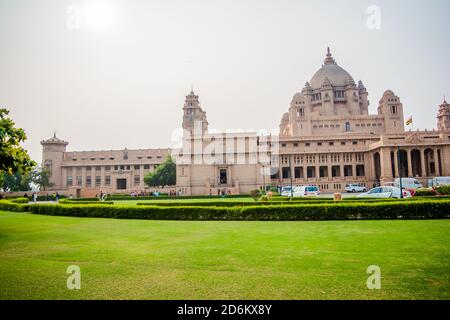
[345, 184, 367, 193]
[293, 186, 320, 197]
[281, 186, 294, 197]
[394, 178, 423, 190]
[358, 186, 412, 199]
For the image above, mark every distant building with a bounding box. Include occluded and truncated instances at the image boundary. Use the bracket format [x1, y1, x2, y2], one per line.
[42, 48, 450, 196]
[41, 134, 170, 196]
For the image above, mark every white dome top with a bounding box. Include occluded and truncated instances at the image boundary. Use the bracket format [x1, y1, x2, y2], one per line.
[309, 48, 355, 89]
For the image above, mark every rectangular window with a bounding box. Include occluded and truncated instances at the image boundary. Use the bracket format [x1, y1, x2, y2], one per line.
[144, 164, 150, 170]
[77, 176, 82, 186]
[332, 166, 341, 178]
[105, 176, 111, 186]
[86, 176, 92, 187]
[282, 167, 291, 179]
[134, 175, 140, 186]
[134, 165, 140, 170]
[95, 176, 101, 187]
[344, 165, 353, 177]
[294, 167, 303, 179]
[67, 176, 73, 187]
[356, 165, 365, 177]
[319, 166, 328, 178]
[307, 167, 316, 178]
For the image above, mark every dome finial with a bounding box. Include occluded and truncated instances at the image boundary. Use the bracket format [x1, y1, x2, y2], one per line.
[324, 47, 336, 65]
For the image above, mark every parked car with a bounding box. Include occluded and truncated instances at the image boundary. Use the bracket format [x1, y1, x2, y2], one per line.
[358, 186, 412, 199]
[281, 186, 294, 197]
[292, 186, 320, 197]
[345, 184, 367, 193]
[281, 186, 320, 197]
[431, 177, 450, 187]
[393, 178, 423, 190]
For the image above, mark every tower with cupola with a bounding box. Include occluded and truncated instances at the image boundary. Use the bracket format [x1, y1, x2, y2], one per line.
[182, 90, 208, 136]
[437, 99, 450, 131]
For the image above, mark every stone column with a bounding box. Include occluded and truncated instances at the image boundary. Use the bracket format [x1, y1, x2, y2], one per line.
[393, 149, 399, 178]
[101, 166, 106, 188]
[380, 147, 393, 182]
[81, 167, 86, 188]
[290, 155, 295, 181]
[420, 149, 427, 177]
[434, 149, 441, 176]
[407, 149, 413, 178]
[72, 167, 76, 187]
[61, 167, 67, 189]
[140, 165, 145, 189]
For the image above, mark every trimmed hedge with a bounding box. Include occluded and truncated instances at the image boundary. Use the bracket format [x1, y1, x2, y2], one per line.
[59, 199, 114, 205]
[106, 195, 251, 201]
[24, 200, 450, 221]
[10, 197, 29, 204]
[68, 198, 100, 202]
[436, 186, 450, 195]
[0, 200, 29, 212]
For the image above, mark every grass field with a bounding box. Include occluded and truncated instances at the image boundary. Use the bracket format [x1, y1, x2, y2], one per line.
[0, 210, 449, 300]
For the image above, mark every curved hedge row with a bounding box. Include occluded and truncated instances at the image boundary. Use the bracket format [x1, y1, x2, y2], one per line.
[59, 199, 113, 205]
[106, 195, 251, 201]
[23, 201, 450, 221]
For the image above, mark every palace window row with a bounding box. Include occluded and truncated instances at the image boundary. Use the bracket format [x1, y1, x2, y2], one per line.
[279, 165, 366, 179]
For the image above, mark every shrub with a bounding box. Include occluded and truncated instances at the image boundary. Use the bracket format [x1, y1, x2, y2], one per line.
[0, 200, 29, 212]
[24, 200, 450, 221]
[106, 195, 250, 201]
[10, 197, 29, 204]
[436, 186, 450, 195]
[414, 188, 438, 197]
[249, 189, 261, 200]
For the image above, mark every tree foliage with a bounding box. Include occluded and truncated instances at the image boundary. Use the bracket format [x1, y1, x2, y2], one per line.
[31, 167, 54, 191]
[0, 171, 32, 192]
[0, 108, 36, 175]
[144, 156, 176, 187]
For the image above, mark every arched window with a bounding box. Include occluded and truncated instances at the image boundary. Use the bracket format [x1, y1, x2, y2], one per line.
[345, 122, 351, 132]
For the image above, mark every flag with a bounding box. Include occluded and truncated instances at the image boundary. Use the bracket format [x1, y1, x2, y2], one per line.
[406, 116, 413, 126]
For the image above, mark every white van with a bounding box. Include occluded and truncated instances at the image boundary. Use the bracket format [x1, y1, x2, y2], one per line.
[394, 178, 423, 190]
[432, 177, 450, 187]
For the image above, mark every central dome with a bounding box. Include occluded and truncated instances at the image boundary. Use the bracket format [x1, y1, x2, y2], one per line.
[309, 48, 354, 89]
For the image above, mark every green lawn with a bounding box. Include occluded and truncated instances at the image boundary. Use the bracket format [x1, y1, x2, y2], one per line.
[0, 210, 449, 300]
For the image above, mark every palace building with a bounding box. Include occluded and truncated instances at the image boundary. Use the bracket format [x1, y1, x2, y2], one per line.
[42, 48, 450, 196]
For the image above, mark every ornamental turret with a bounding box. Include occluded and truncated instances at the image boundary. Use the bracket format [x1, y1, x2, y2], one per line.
[182, 90, 208, 136]
[437, 99, 450, 131]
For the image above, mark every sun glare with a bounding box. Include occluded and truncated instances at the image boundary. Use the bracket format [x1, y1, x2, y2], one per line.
[83, 1, 117, 31]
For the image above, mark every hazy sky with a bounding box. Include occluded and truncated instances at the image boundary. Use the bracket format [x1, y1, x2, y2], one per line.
[1, 0, 449, 163]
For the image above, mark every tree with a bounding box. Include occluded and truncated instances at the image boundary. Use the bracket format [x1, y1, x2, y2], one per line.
[0, 108, 36, 175]
[0, 170, 32, 192]
[144, 156, 176, 187]
[31, 168, 54, 191]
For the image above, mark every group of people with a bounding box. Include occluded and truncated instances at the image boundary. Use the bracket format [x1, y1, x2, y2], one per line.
[128, 190, 184, 197]
[209, 188, 232, 197]
[22, 192, 60, 203]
